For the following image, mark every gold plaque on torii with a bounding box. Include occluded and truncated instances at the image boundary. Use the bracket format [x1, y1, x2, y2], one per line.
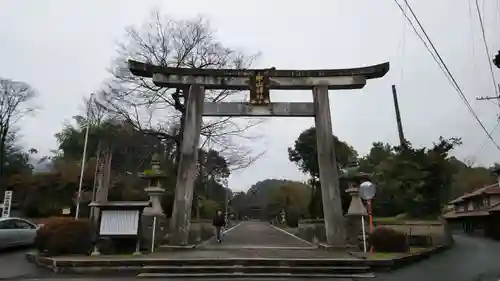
[249, 72, 270, 105]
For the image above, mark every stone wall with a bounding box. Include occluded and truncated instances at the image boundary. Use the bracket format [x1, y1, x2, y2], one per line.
[374, 219, 454, 246]
[188, 219, 239, 244]
[297, 219, 327, 245]
[141, 217, 214, 248]
[296, 217, 454, 248]
[141, 216, 170, 250]
[188, 219, 214, 245]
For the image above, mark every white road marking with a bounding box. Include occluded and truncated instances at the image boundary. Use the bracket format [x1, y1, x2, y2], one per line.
[268, 223, 317, 247]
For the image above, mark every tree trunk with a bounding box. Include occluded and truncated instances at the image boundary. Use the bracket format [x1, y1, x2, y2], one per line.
[0, 127, 9, 188]
[172, 86, 189, 170]
[174, 113, 186, 171]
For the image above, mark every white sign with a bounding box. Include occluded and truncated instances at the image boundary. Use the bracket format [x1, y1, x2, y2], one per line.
[99, 210, 139, 235]
[2, 191, 13, 218]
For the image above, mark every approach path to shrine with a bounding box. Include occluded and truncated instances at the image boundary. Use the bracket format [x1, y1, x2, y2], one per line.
[197, 220, 316, 250]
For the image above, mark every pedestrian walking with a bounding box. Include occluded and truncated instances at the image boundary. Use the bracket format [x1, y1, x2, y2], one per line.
[212, 209, 226, 243]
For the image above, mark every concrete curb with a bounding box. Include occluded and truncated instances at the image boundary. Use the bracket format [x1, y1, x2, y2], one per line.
[137, 272, 376, 278]
[25, 243, 451, 275]
[25, 254, 371, 276]
[351, 244, 452, 272]
[388, 244, 452, 270]
[25, 252, 143, 275]
[158, 244, 195, 250]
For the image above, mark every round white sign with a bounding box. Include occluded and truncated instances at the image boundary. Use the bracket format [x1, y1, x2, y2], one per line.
[359, 181, 376, 200]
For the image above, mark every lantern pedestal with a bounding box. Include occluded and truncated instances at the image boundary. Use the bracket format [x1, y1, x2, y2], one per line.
[345, 185, 368, 249]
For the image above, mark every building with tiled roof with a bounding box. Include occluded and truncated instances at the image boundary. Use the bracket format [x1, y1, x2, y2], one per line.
[444, 181, 500, 235]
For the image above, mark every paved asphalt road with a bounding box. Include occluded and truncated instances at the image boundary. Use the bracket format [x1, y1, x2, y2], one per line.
[6, 279, 353, 281]
[373, 234, 500, 281]
[0, 246, 57, 279]
[198, 220, 316, 249]
[3, 232, 500, 280]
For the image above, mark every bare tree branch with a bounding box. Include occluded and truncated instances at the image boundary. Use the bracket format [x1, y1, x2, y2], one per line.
[0, 78, 38, 178]
[99, 10, 264, 171]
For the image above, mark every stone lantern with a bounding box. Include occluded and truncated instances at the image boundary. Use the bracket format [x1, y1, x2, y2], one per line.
[139, 153, 168, 252]
[140, 153, 166, 217]
[341, 160, 372, 248]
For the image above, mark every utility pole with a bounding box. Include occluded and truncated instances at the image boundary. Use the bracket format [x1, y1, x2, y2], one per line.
[224, 179, 229, 219]
[90, 140, 112, 223]
[75, 93, 94, 219]
[476, 84, 500, 101]
[392, 85, 406, 147]
[476, 96, 500, 101]
[476, 84, 500, 112]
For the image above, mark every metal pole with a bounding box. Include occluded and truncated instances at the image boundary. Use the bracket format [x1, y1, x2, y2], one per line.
[89, 145, 101, 220]
[392, 85, 406, 147]
[223, 178, 229, 228]
[151, 217, 157, 253]
[225, 191, 228, 220]
[361, 216, 367, 252]
[225, 190, 228, 219]
[367, 200, 374, 253]
[75, 93, 94, 219]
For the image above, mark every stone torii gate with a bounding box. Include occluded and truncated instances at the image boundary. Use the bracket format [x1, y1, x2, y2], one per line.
[128, 60, 389, 247]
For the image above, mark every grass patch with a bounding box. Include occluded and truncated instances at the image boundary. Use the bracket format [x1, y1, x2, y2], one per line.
[374, 213, 440, 224]
[374, 213, 409, 223]
[409, 247, 427, 253]
[365, 252, 405, 260]
[364, 247, 430, 260]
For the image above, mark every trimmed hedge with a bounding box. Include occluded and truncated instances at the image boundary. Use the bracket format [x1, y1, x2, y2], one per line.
[368, 226, 409, 253]
[35, 217, 94, 256]
[285, 211, 300, 228]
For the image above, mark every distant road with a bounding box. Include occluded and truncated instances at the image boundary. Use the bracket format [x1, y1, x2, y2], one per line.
[373, 234, 500, 281]
[0, 246, 53, 279]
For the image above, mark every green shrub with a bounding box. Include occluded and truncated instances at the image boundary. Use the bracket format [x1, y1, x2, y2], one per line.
[285, 211, 299, 228]
[368, 226, 409, 253]
[35, 217, 94, 256]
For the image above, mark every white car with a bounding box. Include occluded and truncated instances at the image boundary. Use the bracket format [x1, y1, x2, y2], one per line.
[0, 217, 38, 250]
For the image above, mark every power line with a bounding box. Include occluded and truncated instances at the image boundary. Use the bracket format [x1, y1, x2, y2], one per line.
[393, 0, 500, 152]
[468, 0, 478, 78]
[468, 0, 500, 106]
[470, 0, 500, 156]
[392, 0, 452, 91]
[398, 3, 408, 91]
[475, 0, 500, 99]
[474, 118, 500, 157]
[401, 0, 470, 102]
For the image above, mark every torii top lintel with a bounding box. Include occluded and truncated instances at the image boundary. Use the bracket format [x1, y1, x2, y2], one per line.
[127, 60, 389, 91]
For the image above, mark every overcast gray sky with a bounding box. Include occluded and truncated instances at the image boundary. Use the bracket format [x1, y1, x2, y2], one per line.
[1, 0, 500, 191]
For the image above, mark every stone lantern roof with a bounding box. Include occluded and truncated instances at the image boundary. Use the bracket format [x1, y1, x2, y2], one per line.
[340, 160, 373, 183]
[139, 153, 167, 179]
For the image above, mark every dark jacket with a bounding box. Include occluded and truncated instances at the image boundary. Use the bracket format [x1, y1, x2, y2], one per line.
[213, 214, 225, 227]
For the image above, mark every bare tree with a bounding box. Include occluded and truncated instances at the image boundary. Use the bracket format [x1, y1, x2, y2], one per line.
[0, 78, 37, 178]
[100, 10, 264, 171]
